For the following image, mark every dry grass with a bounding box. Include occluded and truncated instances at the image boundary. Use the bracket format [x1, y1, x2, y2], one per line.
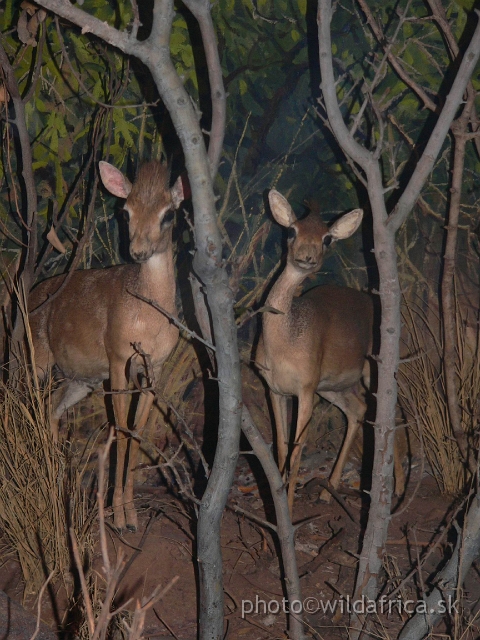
[398, 297, 477, 495]
[0, 355, 97, 598]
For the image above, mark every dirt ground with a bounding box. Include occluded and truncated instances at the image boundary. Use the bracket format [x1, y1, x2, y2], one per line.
[0, 369, 478, 640]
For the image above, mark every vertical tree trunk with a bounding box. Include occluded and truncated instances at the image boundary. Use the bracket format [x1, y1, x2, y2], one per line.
[29, 2, 242, 638]
[317, 3, 480, 637]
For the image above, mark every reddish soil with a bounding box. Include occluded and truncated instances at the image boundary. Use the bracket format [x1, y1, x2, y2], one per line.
[1, 370, 479, 639]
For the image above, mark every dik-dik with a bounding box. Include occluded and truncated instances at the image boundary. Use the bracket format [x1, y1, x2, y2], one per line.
[29, 160, 183, 532]
[256, 190, 404, 514]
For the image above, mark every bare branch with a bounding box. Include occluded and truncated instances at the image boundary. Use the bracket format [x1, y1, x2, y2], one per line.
[356, 0, 437, 112]
[34, 0, 136, 55]
[127, 289, 216, 353]
[317, 1, 372, 168]
[390, 11, 480, 232]
[182, 0, 226, 177]
[0, 36, 38, 346]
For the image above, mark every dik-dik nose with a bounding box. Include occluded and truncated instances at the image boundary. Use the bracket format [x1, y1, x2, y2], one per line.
[130, 246, 152, 262]
[297, 252, 314, 264]
[294, 245, 321, 268]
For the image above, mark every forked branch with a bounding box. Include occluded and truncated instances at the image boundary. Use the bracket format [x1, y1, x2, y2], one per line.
[317, 2, 480, 635]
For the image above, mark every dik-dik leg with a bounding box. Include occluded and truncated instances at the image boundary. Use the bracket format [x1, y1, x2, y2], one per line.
[110, 361, 131, 532]
[319, 388, 406, 501]
[286, 390, 315, 515]
[318, 386, 366, 502]
[123, 389, 155, 531]
[271, 392, 289, 476]
[50, 380, 92, 442]
[110, 359, 156, 532]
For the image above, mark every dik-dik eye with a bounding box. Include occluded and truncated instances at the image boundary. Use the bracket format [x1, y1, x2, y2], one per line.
[323, 234, 333, 248]
[120, 208, 130, 220]
[287, 227, 296, 241]
[161, 209, 175, 229]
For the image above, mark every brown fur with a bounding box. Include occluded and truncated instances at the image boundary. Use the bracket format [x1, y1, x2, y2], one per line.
[29, 160, 184, 532]
[256, 191, 404, 514]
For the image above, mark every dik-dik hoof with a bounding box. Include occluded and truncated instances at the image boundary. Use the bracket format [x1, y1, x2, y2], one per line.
[113, 513, 126, 534]
[126, 524, 137, 533]
[112, 524, 125, 536]
[319, 487, 332, 503]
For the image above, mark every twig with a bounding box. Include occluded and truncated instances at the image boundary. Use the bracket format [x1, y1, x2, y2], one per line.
[392, 382, 426, 520]
[226, 501, 277, 532]
[70, 528, 95, 637]
[96, 387, 155, 396]
[127, 289, 216, 352]
[116, 510, 162, 586]
[23, 23, 46, 103]
[299, 529, 345, 578]
[34, 148, 95, 278]
[30, 166, 101, 316]
[389, 497, 468, 600]
[29, 570, 55, 640]
[98, 429, 115, 575]
[313, 479, 360, 525]
[182, 0, 226, 177]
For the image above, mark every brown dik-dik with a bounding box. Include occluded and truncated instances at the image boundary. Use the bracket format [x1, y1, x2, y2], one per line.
[256, 190, 404, 514]
[29, 161, 183, 532]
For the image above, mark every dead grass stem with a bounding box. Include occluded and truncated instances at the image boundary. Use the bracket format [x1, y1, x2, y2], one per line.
[398, 292, 477, 494]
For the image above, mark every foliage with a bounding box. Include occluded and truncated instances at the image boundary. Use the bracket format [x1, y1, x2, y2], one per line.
[1, 0, 480, 631]
[0, 0, 199, 279]
[1, 1, 478, 293]
[213, 0, 480, 306]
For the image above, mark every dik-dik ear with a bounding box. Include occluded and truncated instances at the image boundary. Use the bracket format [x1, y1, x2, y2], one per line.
[268, 190, 297, 228]
[328, 208, 363, 241]
[99, 161, 132, 199]
[170, 175, 185, 209]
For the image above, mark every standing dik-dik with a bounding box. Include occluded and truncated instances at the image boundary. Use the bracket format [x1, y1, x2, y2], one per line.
[256, 190, 404, 514]
[29, 160, 184, 532]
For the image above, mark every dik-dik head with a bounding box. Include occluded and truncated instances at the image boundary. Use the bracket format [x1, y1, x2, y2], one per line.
[99, 161, 184, 262]
[268, 190, 363, 275]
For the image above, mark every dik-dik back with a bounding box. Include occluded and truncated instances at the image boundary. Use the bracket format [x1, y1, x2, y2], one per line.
[287, 285, 373, 394]
[30, 261, 176, 383]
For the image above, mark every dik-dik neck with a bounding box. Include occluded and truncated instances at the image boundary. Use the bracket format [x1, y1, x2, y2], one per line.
[136, 247, 176, 313]
[264, 263, 306, 326]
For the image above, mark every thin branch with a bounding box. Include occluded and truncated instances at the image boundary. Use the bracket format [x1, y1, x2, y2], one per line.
[34, 146, 95, 278]
[127, 289, 216, 352]
[70, 528, 95, 637]
[29, 571, 55, 640]
[23, 23, 46, 104]
[441, 92, 476, 472]
[182, 0, 226, 177]
[317, 2, 373, 168]
[350, 0, 414, 140]
[356, 0, 437, 112]
[98, 430, 115, 575]
[0, 35, 38, 347]
[129, 0, 141, 41]
[390, 11, 480, 232]
[241, 405, 304, 638]
[30, 174, 100, 315]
